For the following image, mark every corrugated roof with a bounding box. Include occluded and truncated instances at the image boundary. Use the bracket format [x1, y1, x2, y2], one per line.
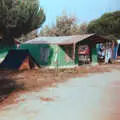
[24, 34, 95, 45]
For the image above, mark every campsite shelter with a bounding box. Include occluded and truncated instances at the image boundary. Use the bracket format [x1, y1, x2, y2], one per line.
[0, 49, 39, 70]
[0, 40, 21, 63]
[20, 34, 111, 68]
[113, 40, 120, 61]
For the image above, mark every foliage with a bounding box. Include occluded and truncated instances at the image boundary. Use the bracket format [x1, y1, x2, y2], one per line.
[0, 0, 45, 47]
[55, 14, 77, 36]
[87, 11, 120, 40]
[18, 30, 38, 42]
[40, 13, 88, 36]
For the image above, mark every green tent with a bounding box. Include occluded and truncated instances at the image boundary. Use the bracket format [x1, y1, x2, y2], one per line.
[20, 34, 111, 68]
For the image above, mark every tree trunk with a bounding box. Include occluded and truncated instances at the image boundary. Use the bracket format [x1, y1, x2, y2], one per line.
[0, 29, 15, 48]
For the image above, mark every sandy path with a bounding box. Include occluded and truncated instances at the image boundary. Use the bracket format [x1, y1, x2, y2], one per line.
[0, 70, 120, 120]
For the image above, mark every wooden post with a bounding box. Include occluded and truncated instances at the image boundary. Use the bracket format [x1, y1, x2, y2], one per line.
[73, 43, 76, 60]
[105, 42, 107, 64]
[73, 38, 76, 61]
[111, 41, 115, 63]
[73, 42, 76, 71]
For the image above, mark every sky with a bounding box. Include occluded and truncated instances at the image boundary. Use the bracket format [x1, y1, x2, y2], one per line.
[39, 0, 120, 27]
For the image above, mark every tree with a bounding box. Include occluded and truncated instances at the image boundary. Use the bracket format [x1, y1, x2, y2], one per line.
[87, 11, 120, 40]
[17, 30, 38, 42]
[40, 13, 88, 36]
[40, 25, 57, 36]
[55, 14, 77, 36]
[0, 0, 45, 47]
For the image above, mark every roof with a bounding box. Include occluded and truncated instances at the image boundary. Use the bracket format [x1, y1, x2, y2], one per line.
[24, 34, 96, 45]
[24, 33, 111, 45]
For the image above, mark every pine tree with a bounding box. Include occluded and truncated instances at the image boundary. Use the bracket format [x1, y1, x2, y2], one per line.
[87, 11, 120, 40]
[0, 0, 45, 47]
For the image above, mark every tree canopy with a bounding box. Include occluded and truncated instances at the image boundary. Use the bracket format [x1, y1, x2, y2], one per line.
[18, 30, 38, 42]
[87, 11, 120, 40]
[40, 13, 88, 36]
[0, 0, 45, 46]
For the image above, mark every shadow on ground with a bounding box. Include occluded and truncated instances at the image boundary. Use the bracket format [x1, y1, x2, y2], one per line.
[0, 71, 24, 102]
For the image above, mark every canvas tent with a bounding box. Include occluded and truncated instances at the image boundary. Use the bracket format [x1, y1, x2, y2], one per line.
[117, 40, 120, 56]
[0, 40, 21, 63]
[0, 49, 39, 70]
[113, 40, 120, 61]
[20, 34, 111, 68]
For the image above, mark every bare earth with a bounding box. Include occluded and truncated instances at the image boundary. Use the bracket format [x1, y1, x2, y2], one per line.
[0, 65, 120, 120]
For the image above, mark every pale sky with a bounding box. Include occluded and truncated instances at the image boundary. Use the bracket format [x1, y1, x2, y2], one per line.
[39, 0, 120, 27]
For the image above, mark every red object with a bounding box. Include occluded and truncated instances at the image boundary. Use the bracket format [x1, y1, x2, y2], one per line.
[14, 40, 21, 48]
[14, 40, 21, 44]
[78, 45, 90, 55]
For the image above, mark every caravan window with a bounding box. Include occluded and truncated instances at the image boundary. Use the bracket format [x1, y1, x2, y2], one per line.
[40, 47, 50, 63]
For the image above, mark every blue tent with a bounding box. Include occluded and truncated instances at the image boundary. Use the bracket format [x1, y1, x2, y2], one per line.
[0, 49, 39, 70]
[113, 40, 120, 60]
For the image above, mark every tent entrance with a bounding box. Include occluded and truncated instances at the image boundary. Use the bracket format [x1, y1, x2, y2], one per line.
[0, 49, 39, 70]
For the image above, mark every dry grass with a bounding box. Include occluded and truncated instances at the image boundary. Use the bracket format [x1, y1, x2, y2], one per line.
[2, 65, 112, 92]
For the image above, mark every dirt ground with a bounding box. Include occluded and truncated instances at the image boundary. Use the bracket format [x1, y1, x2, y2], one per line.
[0, 65, 120, 120]
[0, 64, 120, 108]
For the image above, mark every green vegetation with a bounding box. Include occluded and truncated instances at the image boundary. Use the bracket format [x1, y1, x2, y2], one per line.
[87, 11, 120, 40]
[0, 0, 45, 47]
[40, 12, 88, 36]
